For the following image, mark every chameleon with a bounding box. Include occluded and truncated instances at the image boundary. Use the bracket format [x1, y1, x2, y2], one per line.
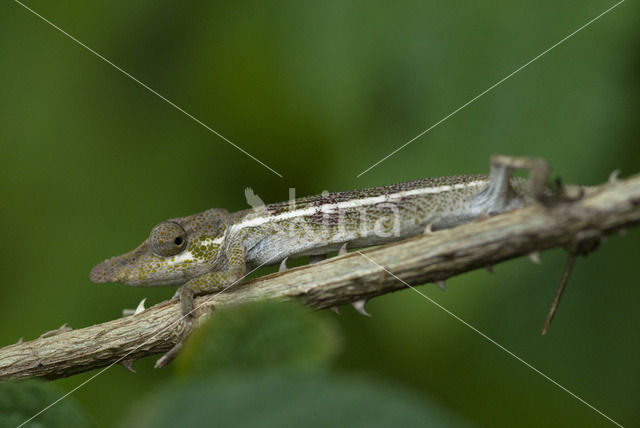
[90, 155, 555, 367]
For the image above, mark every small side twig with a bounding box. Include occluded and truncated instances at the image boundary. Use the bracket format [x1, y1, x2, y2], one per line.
[541, 252, 577, 335]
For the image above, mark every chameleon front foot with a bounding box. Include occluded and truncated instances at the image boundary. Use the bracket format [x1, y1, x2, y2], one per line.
[154, 277, 235, 368]
[154, 315, 195, 369]
[155, 285, 198, 368]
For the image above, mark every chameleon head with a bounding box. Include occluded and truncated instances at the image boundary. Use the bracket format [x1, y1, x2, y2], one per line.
[90, 208, 229, 286]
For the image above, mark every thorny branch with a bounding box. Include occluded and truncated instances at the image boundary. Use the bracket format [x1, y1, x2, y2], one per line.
[1, 173, 639, 380]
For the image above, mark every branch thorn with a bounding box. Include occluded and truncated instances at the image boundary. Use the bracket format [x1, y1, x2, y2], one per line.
[120, 359, 137, 373]
[352, 299, 371, 316]
[528, 252, 541, 264]
[608, 169, 620, 184]
[338, 243, 349, 256]
[423, 224, 434, 235]
[541, 252, 577, 335]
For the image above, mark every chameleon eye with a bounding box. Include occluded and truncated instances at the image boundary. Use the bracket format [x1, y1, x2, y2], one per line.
[149, 221, 187, 257]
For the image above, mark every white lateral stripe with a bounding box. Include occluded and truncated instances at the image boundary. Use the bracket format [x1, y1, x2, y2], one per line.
[200, 237, 224, 246]
[235, 179, 487, 230]
[170, 251, 193, 264]
[166, 236, 224, 265]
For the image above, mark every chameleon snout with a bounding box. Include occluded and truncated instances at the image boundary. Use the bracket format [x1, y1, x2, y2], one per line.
[90, 241, 151, 284]
[90, 241, 190, 286]
[90, 257, 122, 283]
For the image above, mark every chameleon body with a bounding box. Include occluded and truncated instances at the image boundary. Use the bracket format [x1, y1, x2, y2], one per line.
[90, 175, 534, 288]
[90, 155, 550, 367]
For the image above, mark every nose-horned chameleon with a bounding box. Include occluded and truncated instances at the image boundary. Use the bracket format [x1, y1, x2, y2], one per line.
[91, 155, 555, 367]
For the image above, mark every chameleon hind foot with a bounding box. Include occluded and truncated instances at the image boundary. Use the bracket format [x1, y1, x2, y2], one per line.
[469, 155, 553, 218]
[489, 155, 551, 202]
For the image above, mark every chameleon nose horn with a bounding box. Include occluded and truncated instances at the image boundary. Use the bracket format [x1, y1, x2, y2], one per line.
[90, 258, 119, 283]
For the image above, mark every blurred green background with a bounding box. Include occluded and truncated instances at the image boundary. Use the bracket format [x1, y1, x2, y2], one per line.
[1, 0, 639, 427]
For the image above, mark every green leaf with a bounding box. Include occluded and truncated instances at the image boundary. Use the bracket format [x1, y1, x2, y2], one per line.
[119, 372, 476, 428]
[0, 380, 91, 428]
[176, 301, 341, 376]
